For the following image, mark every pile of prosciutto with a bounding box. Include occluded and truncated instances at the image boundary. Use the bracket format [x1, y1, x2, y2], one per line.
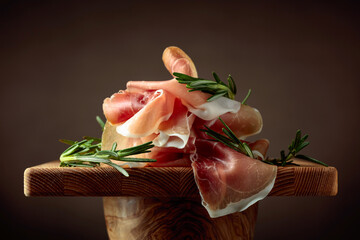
[102, 46, 277, 218]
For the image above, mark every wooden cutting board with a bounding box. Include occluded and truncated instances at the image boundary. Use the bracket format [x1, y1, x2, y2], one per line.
[24, 159, 337, 197]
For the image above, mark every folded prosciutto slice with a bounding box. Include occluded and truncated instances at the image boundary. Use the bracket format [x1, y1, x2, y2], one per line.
[101, 46, 277, 218]
[191, 139, 277, 218]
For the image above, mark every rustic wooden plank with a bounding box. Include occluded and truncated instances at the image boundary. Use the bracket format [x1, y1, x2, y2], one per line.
[24, 160, 338, 197]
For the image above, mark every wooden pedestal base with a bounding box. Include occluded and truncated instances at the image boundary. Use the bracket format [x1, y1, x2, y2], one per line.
[103, 197, 258, 240]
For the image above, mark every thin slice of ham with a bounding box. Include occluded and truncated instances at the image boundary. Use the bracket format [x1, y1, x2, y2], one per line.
[162, 46, 198, 78]
[115, 89, 175, 138]
[154, 98, 196, 149]
[102, 90, 152, 125]
[193, 104, 263, 140]
[191, 139, 277, 218]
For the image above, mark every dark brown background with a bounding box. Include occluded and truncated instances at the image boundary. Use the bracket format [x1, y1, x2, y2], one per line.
[1, 0, 359, 239]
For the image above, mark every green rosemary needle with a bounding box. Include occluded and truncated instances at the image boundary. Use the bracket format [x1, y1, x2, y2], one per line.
[241, 89, 252, 105]
[96, 115, 105, 130]
[174, 72, 237, 101]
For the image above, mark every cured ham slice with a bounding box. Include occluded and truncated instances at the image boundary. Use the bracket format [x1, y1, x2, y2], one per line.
[102, 90, 152, 125]
[154, 98, 195, 149]
[211, 104, 263, 138]
[193, 104, 263, 140]
[191, 139, 277, 218]
[115, 90, 175, 138]
[162, 46, 198, 78]
[249, 139, 270, 160]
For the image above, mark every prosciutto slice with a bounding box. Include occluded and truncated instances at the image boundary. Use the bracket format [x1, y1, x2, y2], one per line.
[102, 90, 153, 125]
[191, 139, 277, 218]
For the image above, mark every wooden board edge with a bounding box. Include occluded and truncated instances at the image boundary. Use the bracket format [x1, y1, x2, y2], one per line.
[293, 166, 338, 196]
[24, 166, 65, 197]
[24, 162, 338, 197]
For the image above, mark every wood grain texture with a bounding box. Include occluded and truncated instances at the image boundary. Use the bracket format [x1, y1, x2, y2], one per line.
[103, 197, 258, 240]
[24, 160, 338, 240]
[24, 159, 338, 197]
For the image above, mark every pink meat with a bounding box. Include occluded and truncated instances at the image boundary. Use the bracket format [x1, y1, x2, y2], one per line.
[193, 104, 263, 140]
[103, 90, 156, 125]
[126, 79, 210, 109]
[126, 46, 210, 109]
[191, 139, 276, 216]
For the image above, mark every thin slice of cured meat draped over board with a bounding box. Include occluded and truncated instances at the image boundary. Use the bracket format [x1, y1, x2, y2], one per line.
[191, 139, 277, 218]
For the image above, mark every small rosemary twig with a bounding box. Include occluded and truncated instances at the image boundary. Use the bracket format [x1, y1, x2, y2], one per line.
[264, 130, 328, 167]
[202, 118, 328, 167]
[59, 116, 156, 176]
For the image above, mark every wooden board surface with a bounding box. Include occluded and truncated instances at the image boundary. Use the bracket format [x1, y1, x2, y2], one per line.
[24, 160, 338, 197]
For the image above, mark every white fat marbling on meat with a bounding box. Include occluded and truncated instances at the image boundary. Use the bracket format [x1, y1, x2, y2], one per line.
[153, 130, 190, 149]
[187, 97, 240, 121]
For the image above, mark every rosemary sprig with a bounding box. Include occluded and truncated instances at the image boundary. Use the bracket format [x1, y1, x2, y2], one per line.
[202, 118, 328, 167]
[263, 130, 328, 167]
[174, 72, 237, 101]
[59, 116, 156, 176]
[201, 117, 254, 158]
[59, 139, 156, 177]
